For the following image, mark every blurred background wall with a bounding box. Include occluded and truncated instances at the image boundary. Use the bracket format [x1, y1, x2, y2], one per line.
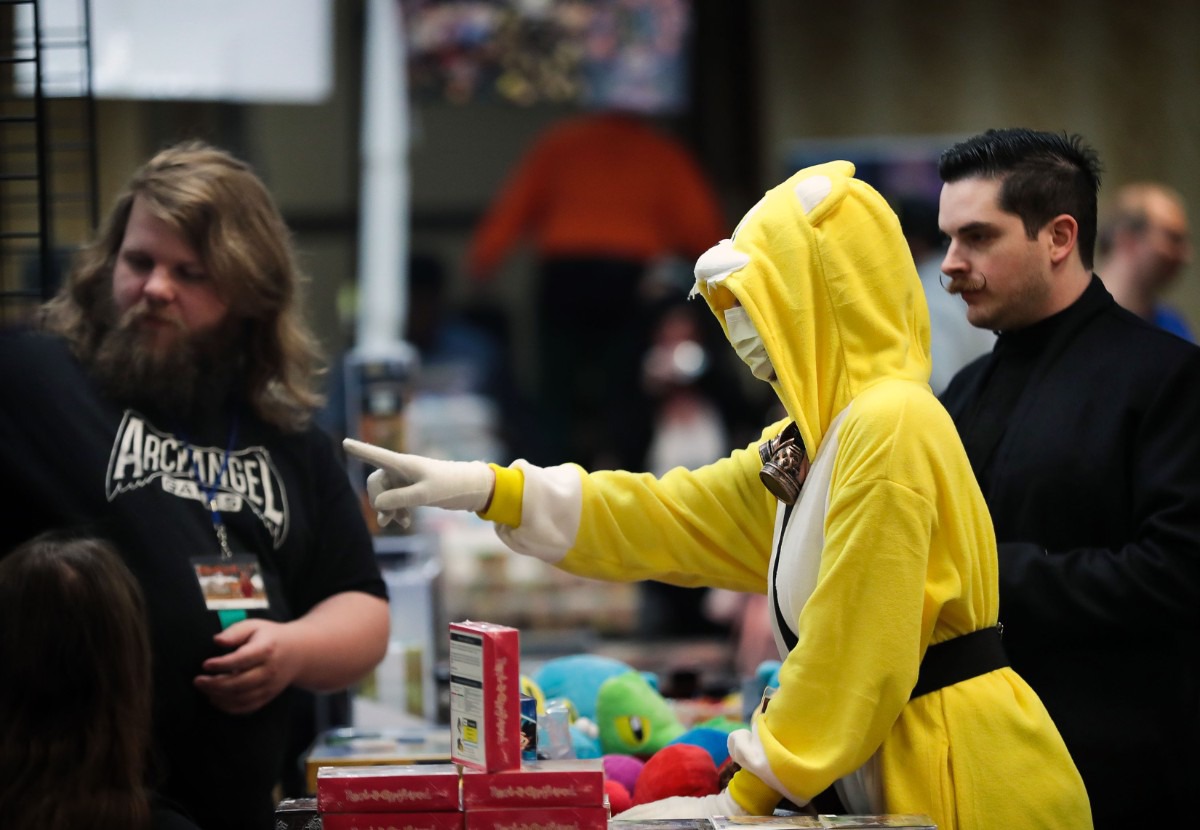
[26, 0, 1200, 391]
[1, 0, 1195, 677]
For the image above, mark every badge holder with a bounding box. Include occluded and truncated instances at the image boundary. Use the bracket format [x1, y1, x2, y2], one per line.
[185, 416, 270, 628]
[191, 510, 270, 629]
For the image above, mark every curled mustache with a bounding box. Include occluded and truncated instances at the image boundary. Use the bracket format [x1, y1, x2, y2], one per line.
[939, 272, 988, 295]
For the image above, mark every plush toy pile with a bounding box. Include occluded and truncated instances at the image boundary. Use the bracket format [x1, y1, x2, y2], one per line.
[526, 654, 770, 816]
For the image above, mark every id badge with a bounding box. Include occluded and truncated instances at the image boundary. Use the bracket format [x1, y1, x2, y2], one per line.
[191, 554, 270, 611]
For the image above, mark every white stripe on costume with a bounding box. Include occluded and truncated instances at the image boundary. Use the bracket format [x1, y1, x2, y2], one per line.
[494, 460, 583, 564]
[770, 407, 848, 653]
[742, 406, 884, 814]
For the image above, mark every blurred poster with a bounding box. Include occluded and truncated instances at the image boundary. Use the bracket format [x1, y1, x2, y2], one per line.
[404, 0, 691, 112]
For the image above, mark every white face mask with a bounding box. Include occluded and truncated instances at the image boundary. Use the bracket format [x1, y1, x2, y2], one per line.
[724, 306, 776, 382]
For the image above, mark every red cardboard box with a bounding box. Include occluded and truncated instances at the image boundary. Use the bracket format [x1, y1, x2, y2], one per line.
[317, 764, 461, 813]
[462, 760, 605, 809]
[449, 621, 521, 772]
[322, 813, 464, 830]
[464, 806, 608, 830]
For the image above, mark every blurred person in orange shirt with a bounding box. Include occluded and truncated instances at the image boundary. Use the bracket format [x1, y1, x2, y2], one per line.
[467, 110, 725, 469]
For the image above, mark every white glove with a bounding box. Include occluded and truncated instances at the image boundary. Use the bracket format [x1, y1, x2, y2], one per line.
[615, 790, 747, 821]
[343, 438, 495, 529]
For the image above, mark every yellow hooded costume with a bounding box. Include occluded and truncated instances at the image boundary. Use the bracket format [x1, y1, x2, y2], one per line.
[482, 162, 1091, 828]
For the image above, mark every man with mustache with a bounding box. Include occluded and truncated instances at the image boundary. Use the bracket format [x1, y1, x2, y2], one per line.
[0, 141, 390, 830]
[1095, 181, 1193, 342]
[937, 128, 1200, 829]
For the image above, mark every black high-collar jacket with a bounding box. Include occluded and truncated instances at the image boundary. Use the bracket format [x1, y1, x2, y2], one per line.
[941, 275, 1200, 827]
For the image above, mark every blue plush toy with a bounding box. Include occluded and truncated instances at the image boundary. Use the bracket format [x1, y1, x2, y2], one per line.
[532, 654, 638, 721]
[668, 718, 744, 768]
[531, 654, 750, 768]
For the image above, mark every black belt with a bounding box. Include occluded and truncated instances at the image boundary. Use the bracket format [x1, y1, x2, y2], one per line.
[910, 625, 1008, 699]
[771, 505, 1009, 699]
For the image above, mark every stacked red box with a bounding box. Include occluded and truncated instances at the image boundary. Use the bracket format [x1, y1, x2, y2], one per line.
[461, 760, 605, 810]
[462, 759, 607, 830]
[322, 814, 463, 830]
[316, 764, 463, 830]
[464, 806, 608, 830]
[449, 621, 521, 773]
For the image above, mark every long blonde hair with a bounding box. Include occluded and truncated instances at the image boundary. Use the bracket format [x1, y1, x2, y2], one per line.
[43, 140, 325, 431]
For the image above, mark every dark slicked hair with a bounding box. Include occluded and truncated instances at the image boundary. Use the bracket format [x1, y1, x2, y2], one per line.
[939, 128, 1103, 269]
[0, 532, 153, 830]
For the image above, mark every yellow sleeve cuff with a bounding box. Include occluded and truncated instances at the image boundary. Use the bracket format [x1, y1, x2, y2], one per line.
[479, 463, 524, 527]
[728, 767, 782, 816]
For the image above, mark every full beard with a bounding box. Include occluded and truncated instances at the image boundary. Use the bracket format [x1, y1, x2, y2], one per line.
[89, 302, 244, 422]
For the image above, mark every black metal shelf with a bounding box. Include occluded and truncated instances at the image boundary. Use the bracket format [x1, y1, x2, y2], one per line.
[1, 0, 97, 319]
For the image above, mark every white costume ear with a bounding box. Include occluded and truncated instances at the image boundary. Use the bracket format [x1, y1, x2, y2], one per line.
[794, 175, 832, 213]
[693, 239, 751, 293]
[691, 190, 765, 298]
[790, 160, 854, 225]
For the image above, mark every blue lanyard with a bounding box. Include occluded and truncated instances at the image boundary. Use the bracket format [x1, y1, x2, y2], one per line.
[185, 415, 240, 560]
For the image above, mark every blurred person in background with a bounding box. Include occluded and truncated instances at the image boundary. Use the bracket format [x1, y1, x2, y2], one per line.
[467, 109, 726, 470]
[1096, 181, 1193, 341]
[402, 251, 538, 463]
[635, 295, 761, 643]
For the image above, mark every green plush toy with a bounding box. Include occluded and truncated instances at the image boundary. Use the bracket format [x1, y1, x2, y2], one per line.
[595, 671, 687, 757]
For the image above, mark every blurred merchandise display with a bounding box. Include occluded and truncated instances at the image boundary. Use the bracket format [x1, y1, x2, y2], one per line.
[430, 511, 639, 637]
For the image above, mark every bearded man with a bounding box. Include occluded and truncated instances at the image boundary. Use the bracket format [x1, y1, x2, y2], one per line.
[0, 141, 389, 830]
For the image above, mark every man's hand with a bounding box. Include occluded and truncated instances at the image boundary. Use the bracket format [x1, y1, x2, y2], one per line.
[616, 790, 747, 820]
[343, 438, 496, 529]
[194, 619, 301, 715]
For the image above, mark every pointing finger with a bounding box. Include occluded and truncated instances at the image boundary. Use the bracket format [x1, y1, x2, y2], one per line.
[342, 438, 404, 469]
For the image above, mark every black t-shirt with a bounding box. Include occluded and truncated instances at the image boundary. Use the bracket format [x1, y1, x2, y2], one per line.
[0, 330, 387, 830]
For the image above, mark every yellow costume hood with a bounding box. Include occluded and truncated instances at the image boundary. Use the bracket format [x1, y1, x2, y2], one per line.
[692, 160, 931, 454]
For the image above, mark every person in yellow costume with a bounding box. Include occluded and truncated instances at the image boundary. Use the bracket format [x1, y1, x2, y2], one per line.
[345, 161, 1092, 828]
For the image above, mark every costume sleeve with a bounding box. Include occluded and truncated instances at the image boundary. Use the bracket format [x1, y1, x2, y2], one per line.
[729, 405, 938, 809]
[490, 422, 788, 595]
[998, 350, 1200, 636]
